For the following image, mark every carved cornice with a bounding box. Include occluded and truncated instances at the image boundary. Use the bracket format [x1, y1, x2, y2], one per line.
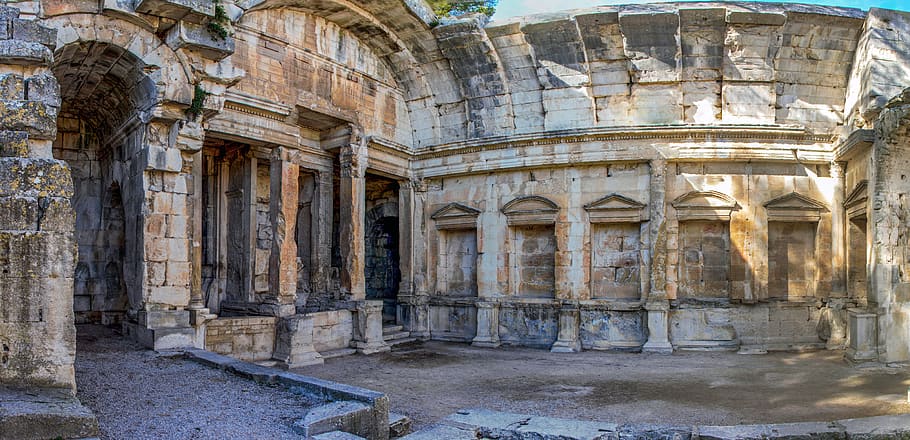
[416, 126, 838, 161]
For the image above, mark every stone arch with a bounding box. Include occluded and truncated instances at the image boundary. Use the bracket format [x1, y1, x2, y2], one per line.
[46, 13, 194, 115]
[236, 0, 450, 146]
[48, 14, 190, 320]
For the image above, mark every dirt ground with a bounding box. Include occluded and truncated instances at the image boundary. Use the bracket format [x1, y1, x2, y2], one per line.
[296, 341, 910, 430]
[75, 325, 317, 439]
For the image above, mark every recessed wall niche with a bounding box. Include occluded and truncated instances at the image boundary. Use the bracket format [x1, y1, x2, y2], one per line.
[502, 196, 559, 298]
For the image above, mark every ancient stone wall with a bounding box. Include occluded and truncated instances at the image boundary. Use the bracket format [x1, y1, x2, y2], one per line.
[7, 0, 910, 374]
[0, 5, 75, 390]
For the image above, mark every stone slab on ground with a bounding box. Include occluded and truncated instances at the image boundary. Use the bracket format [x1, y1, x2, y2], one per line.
[0, 386, 99, 440]
[406, 408, 910, 440]
[300, 341, 910, 431]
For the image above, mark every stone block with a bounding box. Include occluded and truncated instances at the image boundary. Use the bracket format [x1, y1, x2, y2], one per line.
[0, 74, 23, 100]
[0, 131, 27, 157]
[24, 73, 60, 108]
[0, 100, 57, 139]
[165, 20, 233, 61]
[11, 19, 56, 49]
[135, 0, 214, 20]
[41, 0, 101, 17]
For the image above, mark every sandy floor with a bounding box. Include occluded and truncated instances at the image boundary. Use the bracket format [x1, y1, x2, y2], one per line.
[75, 325, 316, 440]
[297, 341, 910, 430]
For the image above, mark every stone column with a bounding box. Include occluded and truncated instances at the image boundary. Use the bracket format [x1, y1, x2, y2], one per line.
[830, 161, 847, 297]
[0, 6, 77, 390]
[352, 300, 390, 354]
[310, 171, 333, 295]
[399, 179, 431, 338]
[264, 148, 299, 317]
[339, 129, 368, 300]
[398, 180, 415, 311]
[643, 159, 673, 353]
[472, 301, 501, 347]
[550, 303, 581, 352]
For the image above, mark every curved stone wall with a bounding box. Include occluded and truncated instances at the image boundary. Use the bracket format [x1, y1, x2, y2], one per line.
[4, 0, 910, 392]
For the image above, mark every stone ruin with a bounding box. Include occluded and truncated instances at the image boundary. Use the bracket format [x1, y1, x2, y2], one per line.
[1, 0, 910, 411]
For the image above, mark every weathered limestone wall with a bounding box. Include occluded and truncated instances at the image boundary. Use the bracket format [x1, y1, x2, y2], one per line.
[0, 5, 75, 389]
[866, 90, 910, 362]
[844, 8, 910, 129]
[423, 3, 864, 147]
[205, 316, 277, 361]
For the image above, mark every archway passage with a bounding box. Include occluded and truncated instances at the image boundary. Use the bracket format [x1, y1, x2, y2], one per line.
[52, 41, 157, 324]
[364, 176, 401, 323]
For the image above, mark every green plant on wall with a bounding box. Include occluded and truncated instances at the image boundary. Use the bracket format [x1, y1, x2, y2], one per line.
[207, 0, 231, 40]
[187, 84, 208, 120]
[428, 0, 499, 17]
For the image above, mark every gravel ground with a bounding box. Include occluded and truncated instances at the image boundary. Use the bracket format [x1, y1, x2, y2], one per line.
[297, 341, 910, 430]
[75, 325, 318, 440]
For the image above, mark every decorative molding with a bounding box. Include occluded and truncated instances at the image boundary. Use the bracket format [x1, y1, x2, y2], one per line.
[671, 191, 739, 221]
[584, 193, 648, 223]
[764, 192, 828, 222]
[417, 126, 838, 161]
[223, 91, 291, 122]
[835, 129, 875, 161]
[431, 202, 481, 230]
[844, 180, 869, 220]
[502, 196, 559, 226]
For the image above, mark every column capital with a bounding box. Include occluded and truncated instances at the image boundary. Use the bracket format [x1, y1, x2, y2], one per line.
[340, 126, 369, 178]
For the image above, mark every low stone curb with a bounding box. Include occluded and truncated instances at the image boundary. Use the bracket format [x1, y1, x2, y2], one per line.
[184, 348, 390, 439]
[403, 408, 910, 440]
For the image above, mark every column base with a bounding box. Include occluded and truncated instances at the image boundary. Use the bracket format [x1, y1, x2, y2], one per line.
[274, 353, 325, 369]
[353, 341, 391, 355]
[273, 315, 325, 368]
[122, 321, 195, 350]
[642, 340, 674, 354]
[550, 339, 581, 353]
[471, 337, 501, 348]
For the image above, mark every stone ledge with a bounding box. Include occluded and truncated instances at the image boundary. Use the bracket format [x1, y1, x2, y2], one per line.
[0, 386, 99, 440]
[403, 408, 910, 440]
[184, 348, 390, 439]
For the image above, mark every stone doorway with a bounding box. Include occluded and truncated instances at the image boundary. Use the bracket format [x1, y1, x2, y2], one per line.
[365, 175, 401, 323]
[51, 41, 156, 325]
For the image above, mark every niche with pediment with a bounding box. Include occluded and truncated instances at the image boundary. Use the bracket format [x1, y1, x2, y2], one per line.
[585, 194, 648, 300]
[432, 203, 481, 297]
[502, 196, 559, 298]
[764, 193, 828, 300]
[844, 181, 868, 301]
[672, 191, 739, 299]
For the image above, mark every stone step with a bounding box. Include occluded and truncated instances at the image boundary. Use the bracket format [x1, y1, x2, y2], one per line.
[320, 348, 357, 359]
[312, 431, 367, 440]
[398, 424, 476, 440]
[389, 412, 412, 438]
[383, 331, 411, 341]
[388, 337, 418, 347]
[382, 325, 404, 334]
[293, 401, 372, 438]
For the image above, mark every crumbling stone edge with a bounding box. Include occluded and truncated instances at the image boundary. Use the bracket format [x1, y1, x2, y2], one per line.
[423, 407, 910, 440]
[183, 348, 390, 439]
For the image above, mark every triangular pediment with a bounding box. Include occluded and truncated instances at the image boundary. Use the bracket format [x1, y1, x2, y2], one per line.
[502, 196, 559, 225]
[763, 192, 828, 211]
[585, 193, 648, 223]
[502, 196, 559, 215]
[431, 202, 481, 220]
[671, 191, 739, 209]
[432, 202, 481, 230]
[585, 193, 646, 211]
[844, 180, 868, 208]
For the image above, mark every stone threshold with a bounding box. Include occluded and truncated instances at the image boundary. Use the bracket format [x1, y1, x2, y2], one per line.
[402, 408, 910, 440]
[183, 348, 392, 439]
[0, 386, 99, 440]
